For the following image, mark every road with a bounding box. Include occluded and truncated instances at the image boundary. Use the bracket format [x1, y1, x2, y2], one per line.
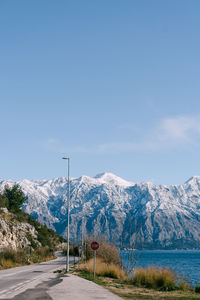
[0, 252, 70, 299]
[0, 253, 122, 299]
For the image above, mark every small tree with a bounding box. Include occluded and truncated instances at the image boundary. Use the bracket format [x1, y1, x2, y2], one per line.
[120, 215, 142, 275]
[3, 185, 27, 211]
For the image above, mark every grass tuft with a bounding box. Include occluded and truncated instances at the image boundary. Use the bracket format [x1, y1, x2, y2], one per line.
[179, 280, 191, 291]
[131, 266, 177, 291]
[79, 258, 127, 280]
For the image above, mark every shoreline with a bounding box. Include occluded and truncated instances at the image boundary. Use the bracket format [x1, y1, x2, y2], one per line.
[70, 264, 200, 300]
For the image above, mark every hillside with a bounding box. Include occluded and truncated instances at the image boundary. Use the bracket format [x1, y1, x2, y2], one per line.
[1, 174, 200, 249]
[0, 207, 65, 252]
[0, 207, 40, 251]
[0, 185, 65, 265]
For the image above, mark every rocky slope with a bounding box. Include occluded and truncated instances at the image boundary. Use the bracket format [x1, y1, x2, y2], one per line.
[0, 208, 41, 251]
[1, 173, 200, 249]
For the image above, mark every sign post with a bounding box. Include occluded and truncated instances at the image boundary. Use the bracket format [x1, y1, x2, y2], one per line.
[91, 241, 99, 280]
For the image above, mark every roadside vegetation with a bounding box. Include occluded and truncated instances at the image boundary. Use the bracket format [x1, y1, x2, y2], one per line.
[71, 237, 200, 299]
[62, 244, 79, 257]
[79, 257, 127, 280]
[0, 246, 55, 269]
[0, 185, 65, 269]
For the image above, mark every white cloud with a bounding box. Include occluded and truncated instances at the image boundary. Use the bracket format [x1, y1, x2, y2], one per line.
[96, 115, 200, 153]
[42, 115, 200, 155]
[157, 116, 200, 142]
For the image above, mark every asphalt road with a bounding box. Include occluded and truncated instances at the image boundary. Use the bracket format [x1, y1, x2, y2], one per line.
[0, 252, 72, 299]
[0, 253, 122, 300]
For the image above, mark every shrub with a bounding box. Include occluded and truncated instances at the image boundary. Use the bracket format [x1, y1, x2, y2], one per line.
[26, 232, 38, 249]
[195, 286, 200, 293]
[70, 245, 79, 256]
[63, 244, 79, 256]
[131, 266, 176, 291]
[31, 246, 54, 262]
[84, 237, 120, 265]
[179, 280, 191, 291]
[0, 246, 55, 269]
[0, 249, 16, 263]
[37, 225, 51, 247]
[79, 258, 127, 280]
[0, 248, 28, 268]
[0, 194, 9, 208]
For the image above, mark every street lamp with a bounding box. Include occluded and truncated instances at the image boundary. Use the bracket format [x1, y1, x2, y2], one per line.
[62, 157, 70, 272]
[81, 206, 84, 261]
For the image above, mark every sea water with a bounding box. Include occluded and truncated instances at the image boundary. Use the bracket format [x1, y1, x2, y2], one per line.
[122, 250, 200, 286]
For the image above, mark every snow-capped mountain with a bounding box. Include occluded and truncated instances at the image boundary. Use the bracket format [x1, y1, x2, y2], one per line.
[1, 173, 200, 249]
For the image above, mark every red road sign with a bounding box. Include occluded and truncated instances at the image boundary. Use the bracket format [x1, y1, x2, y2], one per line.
[91, 241, 99, 251]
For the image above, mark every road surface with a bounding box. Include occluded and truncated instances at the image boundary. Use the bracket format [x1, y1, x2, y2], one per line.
[0, 253, 122, 299]
[0, 252, 70, 299]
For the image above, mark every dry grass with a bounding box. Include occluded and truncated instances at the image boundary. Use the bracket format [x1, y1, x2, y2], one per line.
[73, 266, 200, 300]
[84, 237, 120, 265]
[179, 280, 191, 291]
[0, 248, 27, 268]
[0, 258, 17, 269]
[108, 283, 200, 300]
[0, 246, 55, 269]
[4, 214, 11, 221]
[131, 266, 178, 291]
[79, 258, 127, 280]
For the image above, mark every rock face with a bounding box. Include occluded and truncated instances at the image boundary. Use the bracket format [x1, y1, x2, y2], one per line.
[1, 173, 200, 249]
[0, 208, 41, 251]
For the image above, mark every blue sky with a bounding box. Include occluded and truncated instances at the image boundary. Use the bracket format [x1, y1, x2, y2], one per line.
[1, 0, 200, 185]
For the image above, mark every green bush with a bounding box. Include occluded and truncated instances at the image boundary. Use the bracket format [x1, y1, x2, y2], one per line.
[26, 232, 38, 249]
[195, 286, 200, 293]
[70, 245, 79, 256]
[3, 185, 27, 212]
[63, 244, 79, 256]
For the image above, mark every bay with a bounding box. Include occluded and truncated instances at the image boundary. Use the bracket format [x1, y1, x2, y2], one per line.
[122, 250, 200, 286]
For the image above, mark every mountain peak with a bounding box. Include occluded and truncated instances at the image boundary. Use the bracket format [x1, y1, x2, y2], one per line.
[94, 172, 133, 187]
[184, 176, 200, 185]
[94, 172, 112, 179]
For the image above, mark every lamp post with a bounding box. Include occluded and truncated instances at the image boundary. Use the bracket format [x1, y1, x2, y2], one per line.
[81, 208, 84, 261]
[62, 157, 70, 272]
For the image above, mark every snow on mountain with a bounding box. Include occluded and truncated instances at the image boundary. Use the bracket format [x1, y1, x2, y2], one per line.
[94, 172, 134, 187]
[1, 173, 200, 249]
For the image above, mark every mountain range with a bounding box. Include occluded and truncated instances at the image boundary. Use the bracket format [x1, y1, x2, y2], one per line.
[1, 173, 200, 249]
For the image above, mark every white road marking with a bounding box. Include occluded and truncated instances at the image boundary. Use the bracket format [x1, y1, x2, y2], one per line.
[0, 270, 29, 279]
